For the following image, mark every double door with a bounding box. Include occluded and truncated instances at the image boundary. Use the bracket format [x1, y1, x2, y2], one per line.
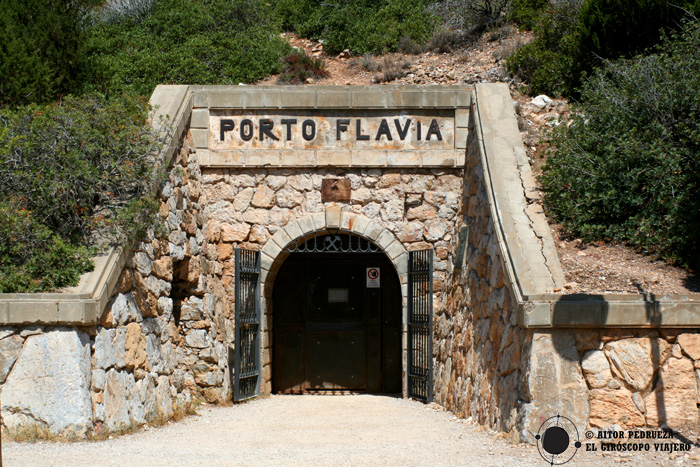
[272, 253, 401, 393]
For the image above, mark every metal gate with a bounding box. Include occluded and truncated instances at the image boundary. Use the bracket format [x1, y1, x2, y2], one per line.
[407, 249, 433, 402]
[234, 248, 261, 401]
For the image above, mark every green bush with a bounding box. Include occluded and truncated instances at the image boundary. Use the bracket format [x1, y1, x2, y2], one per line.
[85, 0, 290, 96]
[506, 0, 584, 96]
[0, 202, 93, 293]
[507, 0, 700, 97]
[0, 0, 94, 107]
[0, 93, 162, 292]
[540, 22, 700, 268]
[275, 0, 437, 55]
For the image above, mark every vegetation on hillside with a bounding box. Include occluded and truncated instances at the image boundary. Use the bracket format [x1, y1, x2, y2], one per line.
[540, 22, 700, 268]
[86, 0, 290, 96]
[0, 93, 162, 292]
[507, 0, 700, 97]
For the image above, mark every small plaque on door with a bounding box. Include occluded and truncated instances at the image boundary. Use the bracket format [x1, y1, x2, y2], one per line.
[328, 288, 349, 303]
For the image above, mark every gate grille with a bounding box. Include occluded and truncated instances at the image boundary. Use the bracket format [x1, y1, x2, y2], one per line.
[234, 248, 261, 402]
[407, 249, 433, 402]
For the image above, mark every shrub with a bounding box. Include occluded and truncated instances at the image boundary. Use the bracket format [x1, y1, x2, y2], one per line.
[85, 0, 290, 96]
[540, 22, 700, 268]
[0, 93, 163, 291]
[507, 0, 700, 97]
[0, 0, 93, 107]
[277, 50, 330, 84]
[506, 0, 584, 96]
[373, 55, 412, 82]
[275, 0, 437, 55]
[428, 0, 510, 38]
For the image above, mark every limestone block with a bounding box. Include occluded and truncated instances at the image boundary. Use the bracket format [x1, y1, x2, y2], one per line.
[0, 335, 24, 383]
[581, 350, 612, 389]
[134, 252, 152, 276]
[124, 322, 147, 371]
[103, 369, 131, 431]
[351, 187, 372, 205]
[146, 334, 166, 374]
[251, 185, 275, 208]
[243, 208, 270, 225]
[157, 297, 173, 322]
[221, 223, 250, 242]
[185, 329, 211, 349]
[156, 375, 174, 419]
[94, 327, 126, 370]
[217, 242, 234, 261]
[363, 202, 381, 219]
[517, 331, 588, 444]
[678, 333, 700, 361]
[289, 174, 313, 191]
[1, 329, 92, 435]
[139, 373, 157, 421]
[406, 205, 437, 221]
[146, 275, 171, 298]
[266, 175, 287, 191]
[604, 338, 670, 391]
[194, 370, 224, 387]
[644, 357, 699, 429]
[381, 199, 404, 222]
[92, 369, 106, 391]
[233, 187, 255, 212]
[153, 257, 173, 281]
[424, 219, 448, 242]
[110, 293, 142, 326]
[589, 387, 645, 429]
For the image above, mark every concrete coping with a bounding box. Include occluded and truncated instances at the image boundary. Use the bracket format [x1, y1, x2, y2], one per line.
[190, 85, 474, 110]
[0, 85, 193, 326]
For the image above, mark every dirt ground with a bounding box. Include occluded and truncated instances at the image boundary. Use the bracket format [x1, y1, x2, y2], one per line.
[4, 394, 700, 467]
[259, 30, 700, 296]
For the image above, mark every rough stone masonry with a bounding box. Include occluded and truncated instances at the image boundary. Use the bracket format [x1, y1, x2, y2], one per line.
[2, 84, 700, 442]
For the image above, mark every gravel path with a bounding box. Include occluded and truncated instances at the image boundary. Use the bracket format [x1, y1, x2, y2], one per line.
[2, 395, 697, 466]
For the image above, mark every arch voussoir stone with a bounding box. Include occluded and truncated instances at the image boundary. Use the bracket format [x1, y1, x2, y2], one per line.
[260, 207, 408, 289]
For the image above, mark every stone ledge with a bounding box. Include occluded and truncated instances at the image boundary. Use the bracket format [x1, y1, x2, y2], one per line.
[190, 85, 473, 110]
[522, 294, 700, 328]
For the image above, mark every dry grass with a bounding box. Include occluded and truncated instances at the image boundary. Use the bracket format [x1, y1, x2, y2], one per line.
[373, 55, 412, 83]
[4, 399, 201, 443]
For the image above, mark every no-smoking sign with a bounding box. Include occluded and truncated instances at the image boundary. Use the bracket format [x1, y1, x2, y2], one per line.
[366, 267, 380, 288]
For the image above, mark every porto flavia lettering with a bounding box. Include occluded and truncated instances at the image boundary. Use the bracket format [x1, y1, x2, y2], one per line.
[219, 117, 443, 142]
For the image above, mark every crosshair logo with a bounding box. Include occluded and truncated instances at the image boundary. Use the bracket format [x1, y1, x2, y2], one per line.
[535, 414, 581, 465]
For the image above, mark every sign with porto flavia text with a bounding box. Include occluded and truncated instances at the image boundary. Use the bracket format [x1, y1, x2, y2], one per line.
[209, 110, 455, 151]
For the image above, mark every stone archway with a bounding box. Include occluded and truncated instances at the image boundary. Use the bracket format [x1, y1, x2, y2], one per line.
[258, 206, 408, 394]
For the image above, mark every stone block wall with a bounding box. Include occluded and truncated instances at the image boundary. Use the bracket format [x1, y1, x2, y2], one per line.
[577, 329, 700, 434]
[433, 117, 529, 434]
[197, 166, 463, 392]
[0, 134, 236, 436]
[90, 133, 235, 431]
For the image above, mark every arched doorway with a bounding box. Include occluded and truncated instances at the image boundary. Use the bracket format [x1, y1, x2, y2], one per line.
[271, 233, 402, 394]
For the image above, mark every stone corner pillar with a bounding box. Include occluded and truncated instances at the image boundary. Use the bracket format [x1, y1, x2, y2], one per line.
[1, 328, 93, 437]
[517, 330, 589, 444]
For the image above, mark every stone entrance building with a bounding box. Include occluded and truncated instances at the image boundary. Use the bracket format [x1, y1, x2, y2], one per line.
[2, 84, 700, 442]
